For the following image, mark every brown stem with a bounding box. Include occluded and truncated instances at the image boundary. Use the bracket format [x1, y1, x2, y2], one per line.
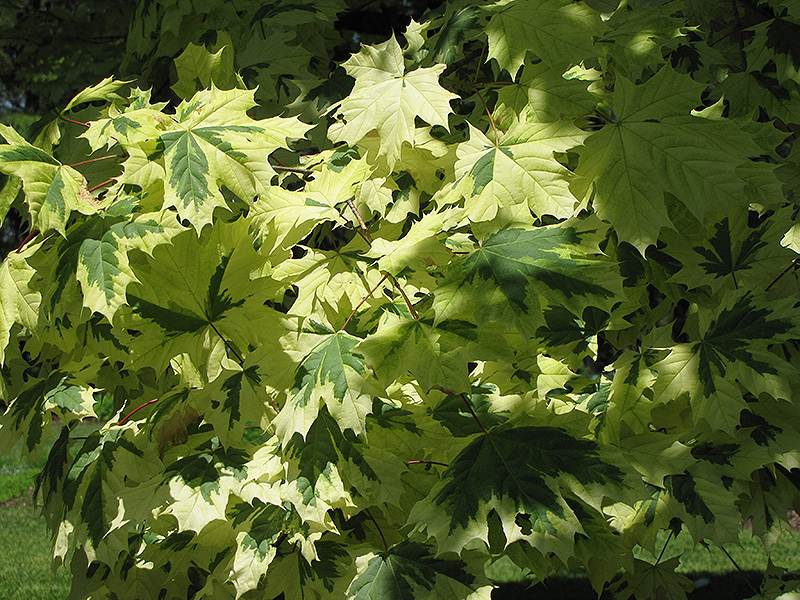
[87, 178, 116, 193]
[15, 229, 39, 253]
[346, 197, 372, 242]
[271, 164, 314, 175]
[730, 0, 748, 72]
[117, 397, 160, 426]
[406, 460, 449, 467]
[364, 508, 388, 553]
[655, 530, 673, 564]
[460, 393, 488, 435]
[208, 321, 245, 365]
[326, 221, 339, 252]
[470, 83, 499, 147]
[69, 154, 126, 168]
[59, 115, 90, 128]
[387, 273, 418, 319]
[719, 544, 760, 596]
[593, 108, 615, 124]
[765, 258, 798, 292]
[472, 38, 487, 85]
[340, 272, 390, 331]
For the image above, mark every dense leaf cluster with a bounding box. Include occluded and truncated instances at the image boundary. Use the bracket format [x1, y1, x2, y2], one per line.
[1, 1, 800, 599]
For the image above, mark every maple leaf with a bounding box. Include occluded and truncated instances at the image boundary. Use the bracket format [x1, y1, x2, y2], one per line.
[448, 119, 585, 223]
[411, 425, 622, 556]
[651, 294, 796, 432]
[171, 38, 238, 100]
[111, 86, 311, 232]
[573, 67, 781, 251]
[0, 244, 40, 365]
[346, 541, 482, 600]
[274, 331, 376, 441]
[607, 557, 694, 600]
[327, 35, 458, 167]
[432, 222, 621, 333]
[72, 207, 184, 321]
[118, 220, 279, 380]
[492, 62, 598, 128]
[485, 0, 607, 75]
[0, 125, 96, 235]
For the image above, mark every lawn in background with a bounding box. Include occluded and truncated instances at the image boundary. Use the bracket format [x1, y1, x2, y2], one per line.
[0, 502, 71, 600]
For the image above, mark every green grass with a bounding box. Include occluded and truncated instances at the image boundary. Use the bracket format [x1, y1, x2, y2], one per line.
[0, 503, 72, 600]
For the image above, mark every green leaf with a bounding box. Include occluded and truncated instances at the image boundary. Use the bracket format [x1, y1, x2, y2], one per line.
[433, 222, 620, 332]
[328, 35, 458, 167]
[486, 0, 607, 75]
[0, 245, 41, 364]
[0, 127, 96, 235]
[126, 86, 311, 231]
[412, 425, 622, 555]
[493, 62, 598, 127]
[573, 67, 781, 251]
[346, 541, 478, 600]
[449, 119, 585, 223]
[275, 331, 376, 441]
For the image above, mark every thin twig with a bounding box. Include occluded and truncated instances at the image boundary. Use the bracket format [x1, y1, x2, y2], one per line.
[472, 39, 487, 85]
[117, 397, 160, 426]
[326, 222, 339, 252]
[87, 178, 116, 193]
[346, 198, 372, 242]
[387, 273, 418, 319]
[15, 229, 39, 253]
[364, 508, 388, 553]
[59, 114, 90, 128]
[69, 154, 126, 168]
[340, 272, 390, 331]
[593, 108, 615, 124]
[765, 258, 798, 292]
[730, 0, 748, 72]
[407, 460, 449, 467]
[719, 544, 761, 596]
[460, 393, 488, 435]
[470, 83, 499, 147]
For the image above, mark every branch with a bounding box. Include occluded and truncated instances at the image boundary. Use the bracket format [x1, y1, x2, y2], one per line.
[346, 197, 372, 242]
[340, 272, 390, 331]
[364, 508, 388, 553]
[460, 393, 488, 434]
[117, 397, 161, 426]
[407, 460, 449, 467]
[387, 273, 419, 319]
[470, 83, 499, 147]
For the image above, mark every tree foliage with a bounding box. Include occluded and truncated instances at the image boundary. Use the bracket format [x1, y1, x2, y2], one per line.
[1, 1, 800, 599]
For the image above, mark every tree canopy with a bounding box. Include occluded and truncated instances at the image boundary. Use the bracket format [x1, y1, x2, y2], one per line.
[1, 1, 800, 599]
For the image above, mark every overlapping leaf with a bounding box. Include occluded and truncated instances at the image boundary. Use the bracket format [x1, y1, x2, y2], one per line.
[411, 425, 622, 556]
[274, 331, 376, 441]
[573, 67, 781, 251]
[0, 125, 96, 235]
[485, 0, 607, 75]
[327, 35, 458, 167]
[449, 119, 585, 223]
